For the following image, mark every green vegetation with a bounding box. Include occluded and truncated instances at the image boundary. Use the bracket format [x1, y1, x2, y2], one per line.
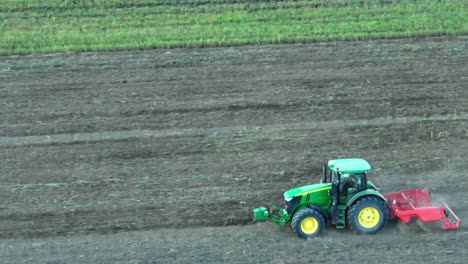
[1, 0, 467, 55]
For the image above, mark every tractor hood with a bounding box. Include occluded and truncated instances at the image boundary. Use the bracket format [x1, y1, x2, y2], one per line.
[284, 183, 332, 200]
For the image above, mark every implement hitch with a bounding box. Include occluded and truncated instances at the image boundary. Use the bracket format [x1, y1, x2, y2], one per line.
[253, 205, 290, 226]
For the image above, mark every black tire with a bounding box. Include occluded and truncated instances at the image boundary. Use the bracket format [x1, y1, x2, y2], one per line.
[291, 208, 325, 239]
[347, 196, 389, 235]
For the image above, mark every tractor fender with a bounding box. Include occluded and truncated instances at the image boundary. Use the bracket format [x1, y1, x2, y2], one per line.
[346, 189, 388, 208]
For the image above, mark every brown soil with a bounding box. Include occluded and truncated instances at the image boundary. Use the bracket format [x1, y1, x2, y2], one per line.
[0, 36, 467, 263]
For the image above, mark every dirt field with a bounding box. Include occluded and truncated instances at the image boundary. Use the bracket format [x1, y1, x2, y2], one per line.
[0, 36, 467, 263]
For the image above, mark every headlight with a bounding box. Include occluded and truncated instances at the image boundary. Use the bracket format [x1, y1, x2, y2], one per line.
[285, 197, 293, 202]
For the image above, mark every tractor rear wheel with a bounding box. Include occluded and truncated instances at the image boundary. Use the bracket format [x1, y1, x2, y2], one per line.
[347, 196, 389, 234]
[291, 208, 325, 239]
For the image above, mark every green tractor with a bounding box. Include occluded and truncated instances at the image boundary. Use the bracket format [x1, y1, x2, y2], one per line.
[253, 158, 389, 239]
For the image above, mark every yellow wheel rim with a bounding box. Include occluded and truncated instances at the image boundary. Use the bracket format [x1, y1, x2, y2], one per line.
[358, 207, 380, 228]
[300, 217, 319, 234]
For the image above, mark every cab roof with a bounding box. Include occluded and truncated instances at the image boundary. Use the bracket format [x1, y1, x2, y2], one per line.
[328, 158, 371, 174]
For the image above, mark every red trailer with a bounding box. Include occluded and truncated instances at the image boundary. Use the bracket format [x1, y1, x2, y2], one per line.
[383, 189, 461, 230]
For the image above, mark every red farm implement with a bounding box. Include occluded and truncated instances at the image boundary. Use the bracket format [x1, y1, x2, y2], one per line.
[383, 189, 461, 230]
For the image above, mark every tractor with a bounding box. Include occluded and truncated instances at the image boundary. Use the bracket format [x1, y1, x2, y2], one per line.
[253, 158, 460, 239]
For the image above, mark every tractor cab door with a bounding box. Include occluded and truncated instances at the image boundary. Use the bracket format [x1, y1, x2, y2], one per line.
[339, 174, 356, 203]
[330, 172, 368, 225]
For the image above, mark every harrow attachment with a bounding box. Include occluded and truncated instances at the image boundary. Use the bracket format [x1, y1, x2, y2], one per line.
[383, 189, 461, 230]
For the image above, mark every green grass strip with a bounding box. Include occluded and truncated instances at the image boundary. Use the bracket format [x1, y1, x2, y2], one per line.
[0, 0, 467, 55]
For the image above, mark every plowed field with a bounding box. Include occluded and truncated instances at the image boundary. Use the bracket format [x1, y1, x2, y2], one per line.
[0, 36, 467, 263]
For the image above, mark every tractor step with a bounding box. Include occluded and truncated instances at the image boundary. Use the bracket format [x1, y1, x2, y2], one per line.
[335, 205, 347, 229]
[384, 189, 461, 230]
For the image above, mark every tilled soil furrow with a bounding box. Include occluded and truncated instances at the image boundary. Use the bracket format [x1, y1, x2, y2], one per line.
[1, 114, 467, 146]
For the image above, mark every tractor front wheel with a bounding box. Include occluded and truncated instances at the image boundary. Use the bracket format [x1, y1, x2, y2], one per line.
[291, 208, 325, 239]
[347, 196, 388, 234]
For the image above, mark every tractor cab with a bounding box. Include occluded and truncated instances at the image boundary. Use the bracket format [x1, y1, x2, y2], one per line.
[324, 159, 371, 194]
[322, 159, 373, 227]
